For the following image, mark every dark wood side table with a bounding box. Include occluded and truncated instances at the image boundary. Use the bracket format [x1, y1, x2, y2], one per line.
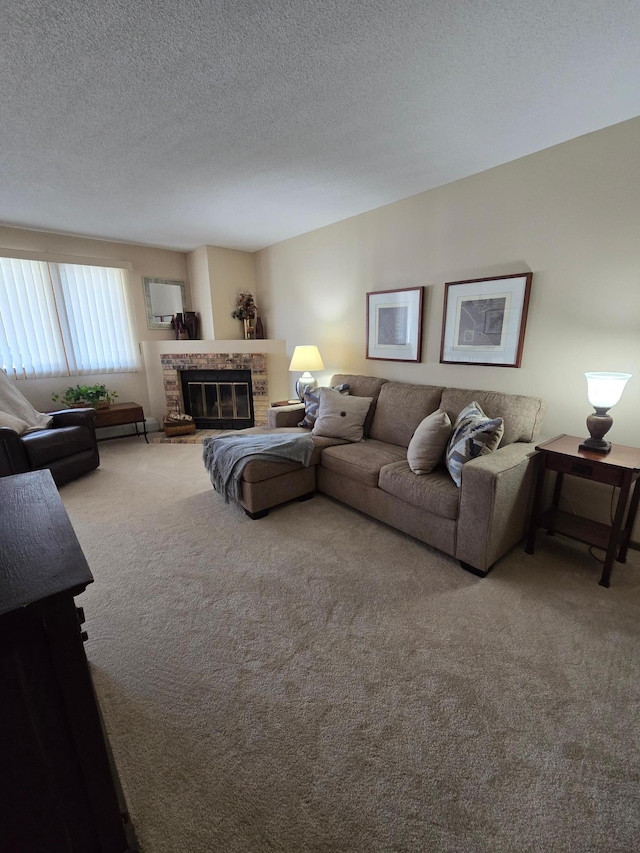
[0, 470, 137, 852]
[525, 434, 640, 587]
[94, 401, 149, 443]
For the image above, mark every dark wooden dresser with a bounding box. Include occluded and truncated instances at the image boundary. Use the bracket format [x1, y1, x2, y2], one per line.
[0, 470, 137, 852]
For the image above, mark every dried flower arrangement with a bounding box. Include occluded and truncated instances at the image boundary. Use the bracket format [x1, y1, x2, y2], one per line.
[231, 291, 257, 321]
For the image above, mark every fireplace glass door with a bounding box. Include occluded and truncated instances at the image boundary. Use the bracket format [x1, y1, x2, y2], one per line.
[188, 381, 251, 421]
[181, 370, 254, 429]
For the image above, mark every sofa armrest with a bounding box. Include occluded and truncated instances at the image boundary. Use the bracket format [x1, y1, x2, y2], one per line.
[50, 407, 97, 428]
[0, 427, 30, 477]
[456, 442, 538, 573]
[266, 404, 305, 428]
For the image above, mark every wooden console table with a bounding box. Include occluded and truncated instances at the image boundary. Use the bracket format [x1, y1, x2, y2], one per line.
[525, 434, 640, 587]
[0, 470, 137, 851]
[95, 401, 149, 443]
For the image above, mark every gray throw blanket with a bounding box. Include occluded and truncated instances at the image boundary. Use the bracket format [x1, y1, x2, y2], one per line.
[202, 432, 314, 503]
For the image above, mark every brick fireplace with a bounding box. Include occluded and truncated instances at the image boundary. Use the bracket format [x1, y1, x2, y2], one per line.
[161, 352, 270, 426]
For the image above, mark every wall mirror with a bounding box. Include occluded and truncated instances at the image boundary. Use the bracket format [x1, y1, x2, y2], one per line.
[143, 277, 186, 330]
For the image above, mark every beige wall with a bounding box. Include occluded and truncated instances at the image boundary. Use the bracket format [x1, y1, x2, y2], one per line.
[207, 245, 257, 340]
[186, 244, 257, 341]
[0, 225, 190, 412]
[256, 118, 640, 452]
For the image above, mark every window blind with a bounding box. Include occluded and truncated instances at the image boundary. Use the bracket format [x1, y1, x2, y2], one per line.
[0, 258, 140, 378]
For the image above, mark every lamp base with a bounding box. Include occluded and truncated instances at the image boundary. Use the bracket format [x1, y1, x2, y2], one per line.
[295, 372, 317, 402]
[579, 410, 613, 454]
[578, 437, 612, 454]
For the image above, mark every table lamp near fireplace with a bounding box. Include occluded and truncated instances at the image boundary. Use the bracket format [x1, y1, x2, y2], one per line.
[579, 371, 631, 454]
[289, 345, 325, 401]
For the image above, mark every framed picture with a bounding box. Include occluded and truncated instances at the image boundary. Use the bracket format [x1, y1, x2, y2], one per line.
[366, 287, 424, 362]
[440, 273, 532, 368]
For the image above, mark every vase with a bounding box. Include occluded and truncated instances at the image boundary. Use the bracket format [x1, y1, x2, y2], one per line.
[174, 313, 184, 340]
[255, 316, 265, 339]
[174, 313, 189, 341]
[243, 318, 255, 340]
[184, 311, 200, 340]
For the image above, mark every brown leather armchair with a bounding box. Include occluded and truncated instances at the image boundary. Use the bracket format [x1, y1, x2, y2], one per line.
[0, 408, 100, 487]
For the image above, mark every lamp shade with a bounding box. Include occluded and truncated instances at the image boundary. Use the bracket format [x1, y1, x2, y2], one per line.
[288, 345, 325, 372]
[585, 372, 631, 409]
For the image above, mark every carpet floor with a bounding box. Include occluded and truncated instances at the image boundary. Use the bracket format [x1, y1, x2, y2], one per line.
[59, 440, 640, 853]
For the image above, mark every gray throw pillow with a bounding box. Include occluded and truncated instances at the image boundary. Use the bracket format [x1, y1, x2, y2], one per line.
[298, 383, 349, 429]
[445, 401, 504, 487]
[312, 388, 373, 442]
[407, 409, 452, 474]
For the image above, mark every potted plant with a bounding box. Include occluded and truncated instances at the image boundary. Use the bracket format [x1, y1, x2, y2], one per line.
[51, 384, 118, 409]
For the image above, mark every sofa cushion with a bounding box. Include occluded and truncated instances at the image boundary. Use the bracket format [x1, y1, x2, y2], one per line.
[407, 409, 452, 474]
[21, 425, 95, 468]
[445, 402, 504, 487]
[378, 461, 460, 520]
[330, 374, 388, 437]
[440, 387, 546, 446]
[232, 427, 347, 482]
[242, 435, 349, 482]
[369, 382, 445, 447]
[321, 439, 407, 487]
[312, 389, 373, 442]
[298, 383, 349, 429]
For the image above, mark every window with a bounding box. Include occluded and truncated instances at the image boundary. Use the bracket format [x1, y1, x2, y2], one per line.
[0, 258, 140, 378]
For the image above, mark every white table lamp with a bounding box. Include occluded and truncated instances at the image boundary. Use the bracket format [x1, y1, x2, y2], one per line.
[289, 345, 325, 401]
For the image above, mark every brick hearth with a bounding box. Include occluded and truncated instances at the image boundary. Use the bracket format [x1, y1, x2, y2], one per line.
[161, 352, 269, 426]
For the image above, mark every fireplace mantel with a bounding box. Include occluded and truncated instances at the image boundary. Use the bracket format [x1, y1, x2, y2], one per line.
[141, 339, 289, 425]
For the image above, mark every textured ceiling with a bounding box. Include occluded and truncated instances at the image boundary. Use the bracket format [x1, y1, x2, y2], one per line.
[1, 0, 639, 252]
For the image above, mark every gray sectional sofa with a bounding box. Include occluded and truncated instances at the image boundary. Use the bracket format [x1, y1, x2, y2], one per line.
[230, 374, 547, 577]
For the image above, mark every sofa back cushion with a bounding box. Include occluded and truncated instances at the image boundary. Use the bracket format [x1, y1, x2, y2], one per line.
[331, 374, 388, 437]
[369, 382, 445, 448]
[439, 388, 547, 446]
